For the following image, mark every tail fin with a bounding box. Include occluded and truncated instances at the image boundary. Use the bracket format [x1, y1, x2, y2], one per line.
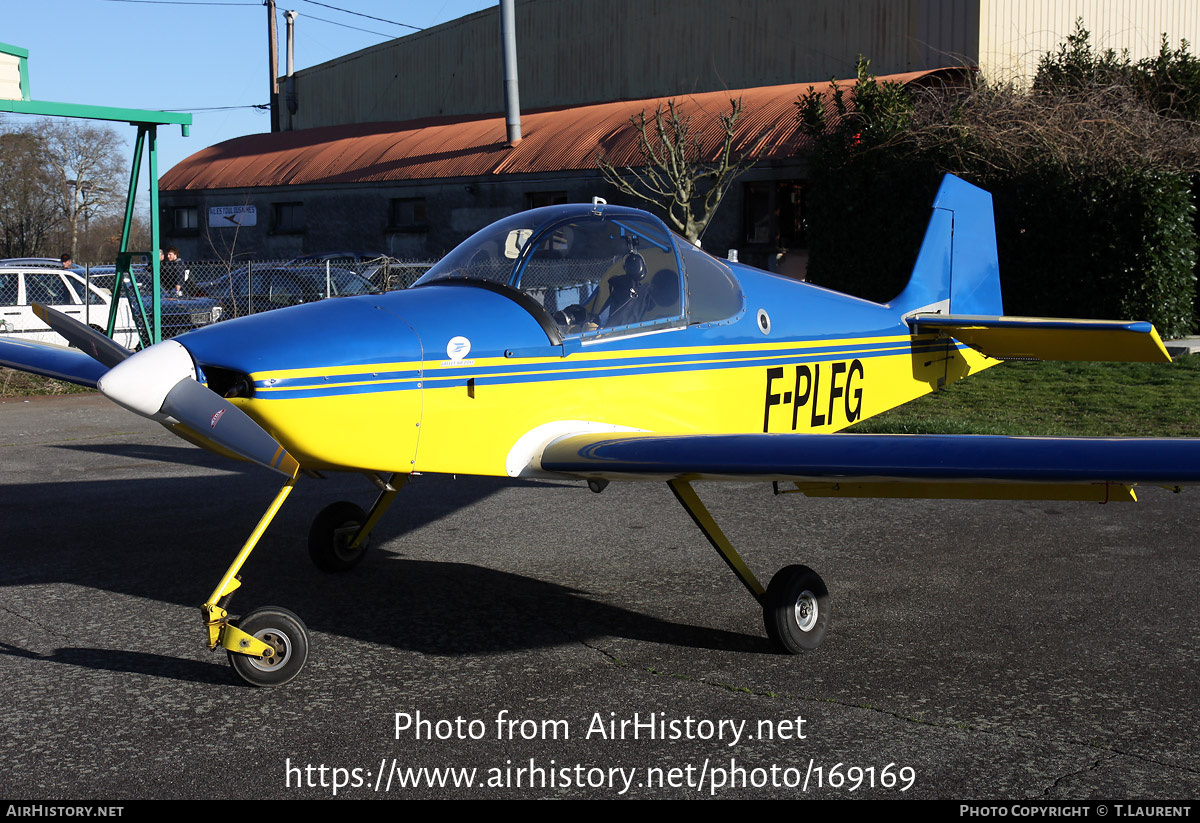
[890, 174, 1004, 316]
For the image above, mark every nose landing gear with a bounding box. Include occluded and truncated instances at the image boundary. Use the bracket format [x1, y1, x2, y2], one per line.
[202, 474, 407, 686]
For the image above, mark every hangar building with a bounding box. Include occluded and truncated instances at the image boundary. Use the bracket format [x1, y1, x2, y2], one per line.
[159, 0, 1200, 269]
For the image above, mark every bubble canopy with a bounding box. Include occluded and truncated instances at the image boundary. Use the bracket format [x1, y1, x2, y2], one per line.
[413, 204, 743, 336]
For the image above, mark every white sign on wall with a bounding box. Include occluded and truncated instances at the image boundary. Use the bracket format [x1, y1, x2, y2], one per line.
[209, 205, 257, 227]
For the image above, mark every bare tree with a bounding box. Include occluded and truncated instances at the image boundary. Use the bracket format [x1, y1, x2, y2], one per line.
[598, 98, 752, 244]
[40, 120, 126, 260]
[0, 128, 59, 257]
[89, 212, 150, 263]
[0, 119, 127, 260]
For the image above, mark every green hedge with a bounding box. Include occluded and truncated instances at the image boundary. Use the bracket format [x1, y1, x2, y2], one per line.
[988, 167, 1196, 338]
[805, 161, 1197, 339]
[803, 156, 941, 304]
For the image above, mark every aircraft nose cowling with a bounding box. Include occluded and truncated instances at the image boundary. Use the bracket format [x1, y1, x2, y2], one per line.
[175, 297, 422, 377]
[171, 297, 425, 472]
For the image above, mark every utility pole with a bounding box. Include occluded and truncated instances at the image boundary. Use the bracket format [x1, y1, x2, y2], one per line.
[285, 10, 298, 123]
[500, 0, 521, 145]
[267, 0, 280, 132]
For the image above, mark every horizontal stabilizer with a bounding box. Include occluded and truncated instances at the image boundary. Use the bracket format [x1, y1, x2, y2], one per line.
[539, 431, 1200, 491]
[0, 336, 107, 388]
[907, 314, 1171, 362]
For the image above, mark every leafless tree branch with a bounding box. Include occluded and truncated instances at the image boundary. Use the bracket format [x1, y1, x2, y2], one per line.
[598, 98, 753, 243]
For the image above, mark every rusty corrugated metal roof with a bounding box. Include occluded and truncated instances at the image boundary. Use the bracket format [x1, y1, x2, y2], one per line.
[160, 69, 965, 191]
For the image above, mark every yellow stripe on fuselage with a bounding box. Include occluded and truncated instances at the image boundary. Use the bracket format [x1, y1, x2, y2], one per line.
[413, 337, 995, 476]
[233, 334, 996, 475]
[247, 333, 924, 386]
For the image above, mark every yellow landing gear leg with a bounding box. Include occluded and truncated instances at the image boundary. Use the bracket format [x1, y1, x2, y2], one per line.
[202, 478, 311, 687]
[307, 473, 408, 573]
[667, 479, 830, 654]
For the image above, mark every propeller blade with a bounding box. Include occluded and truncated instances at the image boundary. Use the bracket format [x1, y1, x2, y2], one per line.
[97, 340, 299, 478]
[161, 378, 299, 477]
[32, 303, 132, 369]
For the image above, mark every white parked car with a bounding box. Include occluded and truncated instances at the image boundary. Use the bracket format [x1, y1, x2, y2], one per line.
[0, 267, 138, 349]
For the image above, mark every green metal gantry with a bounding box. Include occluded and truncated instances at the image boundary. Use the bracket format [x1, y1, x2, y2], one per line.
[0, 41, 192, 346]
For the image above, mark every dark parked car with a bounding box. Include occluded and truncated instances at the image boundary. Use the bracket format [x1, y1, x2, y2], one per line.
[281, 251, 427, 289]
[85, 266, 223, 339]
[193, 264, 378, 317]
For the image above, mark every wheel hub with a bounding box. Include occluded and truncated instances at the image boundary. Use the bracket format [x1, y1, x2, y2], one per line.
[333, 522, 364, 560]
[247, 629, 291, 671]
[794, 590, 818, 632]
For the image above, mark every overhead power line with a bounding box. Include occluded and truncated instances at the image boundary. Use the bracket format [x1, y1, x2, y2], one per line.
[299, 0, 422, 32]
[100, 0, 425, 36]
[301, 12, 395, 39]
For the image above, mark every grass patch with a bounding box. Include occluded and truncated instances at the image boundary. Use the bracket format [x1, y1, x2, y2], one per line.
[848, 355, 1200, 437]
[0, 368, 94, 398]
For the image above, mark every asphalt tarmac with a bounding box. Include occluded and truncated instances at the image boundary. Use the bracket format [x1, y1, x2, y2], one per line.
[0, 394, 1197, 799]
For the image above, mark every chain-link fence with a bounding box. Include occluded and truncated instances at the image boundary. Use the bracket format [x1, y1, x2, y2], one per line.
[1, 255, 437, 346]
[0, 256, 434, 344]
[80, 256, 435, 325]
[175, 258, 433, 314]
[0, 269, 27, 338]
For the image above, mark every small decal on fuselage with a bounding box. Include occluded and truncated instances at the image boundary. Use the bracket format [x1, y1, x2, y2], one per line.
[446, 336, 471, 360]
[443, 336, 474, 366]
[763, 360, 864, 432]
[211, 408, 225, 428]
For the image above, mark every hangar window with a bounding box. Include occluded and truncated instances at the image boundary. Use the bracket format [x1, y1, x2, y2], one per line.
[389, 198, 428, 230]
[173, 206, 199, 232]
[526, 191, 567, 210]
[272, 202, 304, 233]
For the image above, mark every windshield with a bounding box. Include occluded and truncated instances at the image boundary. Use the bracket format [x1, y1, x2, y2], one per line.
[416, 210, 543, 286]
[515, 214, 681, 333]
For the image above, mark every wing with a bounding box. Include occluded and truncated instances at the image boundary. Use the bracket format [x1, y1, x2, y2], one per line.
[538, 431, 1200, 502]
[0, 336, 109, 387]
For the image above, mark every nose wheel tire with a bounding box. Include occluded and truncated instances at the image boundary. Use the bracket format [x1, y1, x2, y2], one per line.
[308, 501, 369, 572]
[763, 564, 829, 653]
[228, 606, 310, 687]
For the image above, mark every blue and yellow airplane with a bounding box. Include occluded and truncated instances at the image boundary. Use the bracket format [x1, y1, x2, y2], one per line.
[3, 174, 1197, 686]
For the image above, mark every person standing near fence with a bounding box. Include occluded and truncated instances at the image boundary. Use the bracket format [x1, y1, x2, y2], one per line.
[161, 247, 193, 296]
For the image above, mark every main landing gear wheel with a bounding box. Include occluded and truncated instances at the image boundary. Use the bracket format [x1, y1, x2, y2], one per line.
[763, 565, 829, 654]
[308, 501, 369, 572]
[228, 606, 310, 687]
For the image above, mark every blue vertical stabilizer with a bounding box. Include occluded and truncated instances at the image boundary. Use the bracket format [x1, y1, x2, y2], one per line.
[891, 174, 1004, 316]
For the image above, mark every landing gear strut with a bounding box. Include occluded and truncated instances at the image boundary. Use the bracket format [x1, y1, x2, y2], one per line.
[201, 478, 309, 686]
[667, 479, 830, 652]
[307, 475, 406, 573]
[202, 474, 408, 686]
